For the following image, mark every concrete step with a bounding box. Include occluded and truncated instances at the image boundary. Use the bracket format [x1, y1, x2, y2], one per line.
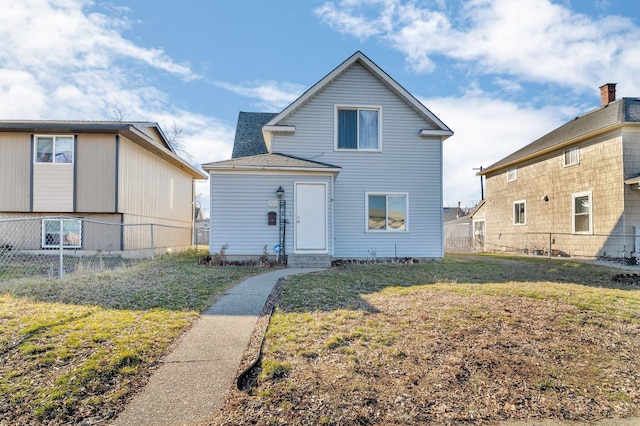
[287, 254, 331, 268]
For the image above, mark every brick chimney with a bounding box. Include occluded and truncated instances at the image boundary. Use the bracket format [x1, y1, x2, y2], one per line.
[600, 83, 616, 106]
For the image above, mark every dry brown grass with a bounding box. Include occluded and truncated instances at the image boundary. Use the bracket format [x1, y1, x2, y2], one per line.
[0, 251, 259, 425]
[212, 254, 640, 425]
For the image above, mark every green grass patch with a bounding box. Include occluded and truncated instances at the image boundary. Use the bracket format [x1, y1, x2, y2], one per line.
[0, 251, 258, 424]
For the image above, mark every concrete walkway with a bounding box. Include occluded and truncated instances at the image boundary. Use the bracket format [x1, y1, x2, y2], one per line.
[112, 268, 325, 426]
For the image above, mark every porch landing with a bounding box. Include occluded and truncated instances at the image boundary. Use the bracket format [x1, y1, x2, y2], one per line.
[287, 254, 332, 268]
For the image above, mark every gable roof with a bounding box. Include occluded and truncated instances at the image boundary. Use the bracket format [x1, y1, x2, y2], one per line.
[481, 98, 640, 175]
[443, 206, 466, 223]
[262, 51, 453, 149]
[231, 112, 277, 158]
[202, 153, 340, 174]
[0, 120, 207, 179]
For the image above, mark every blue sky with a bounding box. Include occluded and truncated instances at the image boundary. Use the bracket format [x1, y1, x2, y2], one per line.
[2, 0, 640, 215]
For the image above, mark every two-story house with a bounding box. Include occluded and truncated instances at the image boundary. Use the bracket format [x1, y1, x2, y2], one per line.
[202, 51, 453, 267]
[0, 121, 207, 257]
[477, 84, 640, 261]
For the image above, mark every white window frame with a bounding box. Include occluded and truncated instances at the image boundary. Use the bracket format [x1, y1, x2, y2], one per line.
[42, 218, 82, 248]
[506, 167, 517, 182]
[334, 105, 382, 151]
[365, 192, 408, 232]
[563, 147, 580, 167]
[513, 200, 526, 225]
[34, 135, 75, 164]
[572, 191, 593, 234]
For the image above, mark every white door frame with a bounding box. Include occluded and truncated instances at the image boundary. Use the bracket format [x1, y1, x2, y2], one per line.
[294, 181, 328, 253]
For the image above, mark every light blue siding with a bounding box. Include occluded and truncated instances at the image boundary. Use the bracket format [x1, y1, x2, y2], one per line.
[272, 63, 444, 258]
[210, 173, 333, 256]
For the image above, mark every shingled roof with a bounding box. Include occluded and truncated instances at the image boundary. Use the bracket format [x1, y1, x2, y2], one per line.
[202, 152, 340, 173]
[481, 98, 640, 174]
[231, 112, 277, 158]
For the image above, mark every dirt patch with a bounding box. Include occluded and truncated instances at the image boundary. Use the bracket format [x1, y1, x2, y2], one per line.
[211, 285, 640, 425]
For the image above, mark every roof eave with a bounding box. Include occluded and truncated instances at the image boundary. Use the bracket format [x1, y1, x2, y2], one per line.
[203, 165, 341, 174]
[480, 122, 627, 176]
[420, 129, 454, 140]
[0, 120, 206, 179]
[265, 51, 452, 134]
[120, 127, 207, 179]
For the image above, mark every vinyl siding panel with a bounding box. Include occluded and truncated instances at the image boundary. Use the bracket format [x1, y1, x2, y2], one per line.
[76, 134, 116, 212]
[0, 213, 121, 251]
[117, 137, 194, 254]
[32, 163, 74, 212]
[121, 214, 192, 253]
[0, 133, 30, 211]
[272, 63, 443, 258]
[210, 172, 333, 256]
[118, 137, 193, 223]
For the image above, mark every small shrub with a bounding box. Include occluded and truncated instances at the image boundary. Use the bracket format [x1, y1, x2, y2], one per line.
[213, 244, 228, 265]
[260, 244, 269, 263]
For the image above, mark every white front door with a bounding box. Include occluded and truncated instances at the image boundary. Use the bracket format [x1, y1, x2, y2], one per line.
[295, 182, 327, 252]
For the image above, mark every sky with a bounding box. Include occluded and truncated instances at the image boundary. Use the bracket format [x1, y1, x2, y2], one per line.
[2, 0, 640, 216]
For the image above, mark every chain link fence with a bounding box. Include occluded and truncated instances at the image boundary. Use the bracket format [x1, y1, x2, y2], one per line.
[0, 216, 196, 279]
[479, 231, 639, 266]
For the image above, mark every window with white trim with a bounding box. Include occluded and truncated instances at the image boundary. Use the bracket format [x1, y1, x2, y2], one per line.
[366, 193, 407, 231]
[336, 106, 380, 150]
[563, 147, 579, 167]
[572, 191, 592, 234]
[35, 135, 74, 164]
[513, 200, 526, 225]
[42, 218, 82, 248]
[507, 167, 517, 182]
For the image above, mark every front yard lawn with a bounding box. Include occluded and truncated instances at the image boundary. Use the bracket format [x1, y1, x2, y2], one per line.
[0, 251, 259, 425]
[215, 254, 640, 425]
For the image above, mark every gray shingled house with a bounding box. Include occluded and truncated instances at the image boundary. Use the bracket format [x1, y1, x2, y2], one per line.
[477, 84, 640, 260]
[202, 51, 453, 267]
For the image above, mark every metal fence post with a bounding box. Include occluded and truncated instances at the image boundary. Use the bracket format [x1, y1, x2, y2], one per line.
[59, 217, 64, 279]
[150, 223, 155, 260]
[548, 233, 552, 258]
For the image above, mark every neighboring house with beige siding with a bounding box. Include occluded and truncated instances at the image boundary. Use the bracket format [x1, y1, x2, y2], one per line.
[0, 121, 206, 257]
[203, 51, 453, 267]
[478, 84, 640, 261]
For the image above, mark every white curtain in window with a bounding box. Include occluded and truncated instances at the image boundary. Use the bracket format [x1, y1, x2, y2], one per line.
[358, 110, 378, 149]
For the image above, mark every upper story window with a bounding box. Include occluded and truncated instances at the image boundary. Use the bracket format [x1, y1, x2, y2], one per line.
[35, 135, 74, 164]
[336, 106, 381, 151]
[506, 167, 517, 182]
[366, 193, 407, 232]
[513, 200, 526, 225]
[563, 147, 579, 167]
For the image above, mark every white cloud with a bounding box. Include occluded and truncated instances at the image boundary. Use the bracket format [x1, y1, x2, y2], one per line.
[0, 0, 198, 122]
[214, 80, 306, 111]
[315, 2, 383, 40]
[423, 93, 574, 207]
[0, 0, 196, 81]
[315, 0, 640, 93]
[0, 0, 234, 215]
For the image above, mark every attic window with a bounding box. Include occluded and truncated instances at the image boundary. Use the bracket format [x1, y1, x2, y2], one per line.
[335, 106, 381, 151]
[563, 147, 579, 167]
[506, 167, 517, 182]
